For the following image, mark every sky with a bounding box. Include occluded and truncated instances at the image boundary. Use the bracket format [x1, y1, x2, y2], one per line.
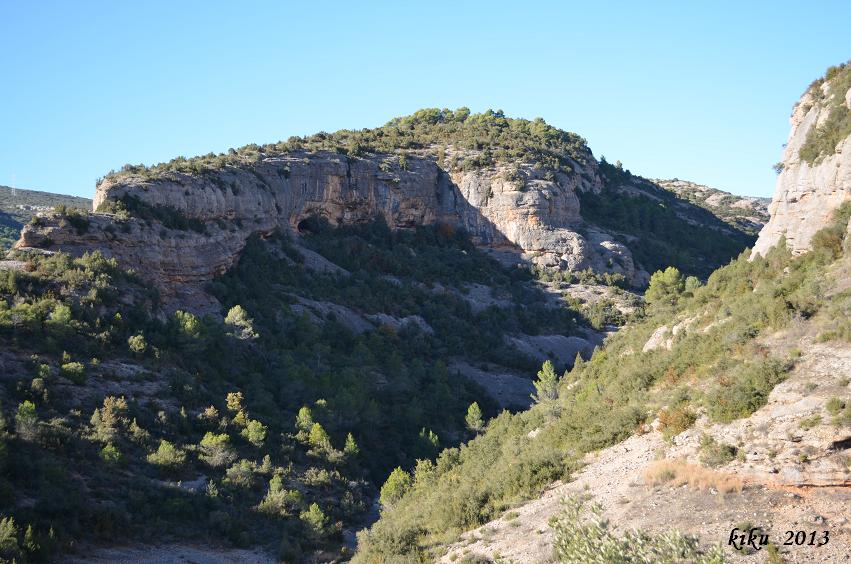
[1, 1, 849, 199]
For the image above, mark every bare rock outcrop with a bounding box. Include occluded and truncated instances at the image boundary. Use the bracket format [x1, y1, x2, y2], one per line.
[753, 72, 851, 256]
[18, 150, 640, 310]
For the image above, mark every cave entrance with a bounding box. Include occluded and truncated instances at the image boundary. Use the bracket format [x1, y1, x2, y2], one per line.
[296, 215, 328, 235]
[829, 437, 851, 452]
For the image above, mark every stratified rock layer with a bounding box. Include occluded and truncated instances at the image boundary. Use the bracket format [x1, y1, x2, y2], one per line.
[19, 150, 638, 310]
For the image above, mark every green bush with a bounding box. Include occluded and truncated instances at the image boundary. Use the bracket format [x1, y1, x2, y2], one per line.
[645, 267, 685, 305]
[826, 397, 846, 416]
[705, 359, 791, 423]
[241, 419, 267, 447]
[551, 497, 724, 563]
[14, 401, 39, 441]
[127, 333, 147, 354]
[99, 443, 123, 465]
[199, 432, 236, 468]
[224, 460, 256, 489]
[379, 467, 412, 507]
[300, 503, 329, 542]
[147, 440, 187, 469]
[699, 436, 737, 467]
[0, 516, 20, 561]
[60, 361, 86, 385]
[799, 62, 851, 164]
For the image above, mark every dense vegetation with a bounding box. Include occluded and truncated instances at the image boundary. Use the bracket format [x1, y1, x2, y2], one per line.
[104, 108, 590, 182]
[799, 61, 851, 164]
[0, 218, 605, 561]
[354, 205, 851, 562]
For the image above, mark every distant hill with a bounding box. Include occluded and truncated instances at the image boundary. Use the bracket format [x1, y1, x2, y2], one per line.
[652, 178, 770, 236]
[0, 185, 91, 250]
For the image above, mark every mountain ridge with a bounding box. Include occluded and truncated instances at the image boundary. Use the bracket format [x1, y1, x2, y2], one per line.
[15, 111, 761, 313]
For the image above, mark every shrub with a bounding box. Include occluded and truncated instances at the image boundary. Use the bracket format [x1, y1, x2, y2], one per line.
[699, 436, 737, 467]
[706, 359, 790, 422]
[307, 423, 331, 451]
[799, 61, 851, 164]
[799, 415, 822, 430]
[241, 419, 267, 447]
[99, 443, 122, 464]
[225, 305, 258, 339]
[14, 401, 39, 441]
[90, 396, 128, 443]
[199, 432, 236, 467]
[826, 397, 846, 416]
[60, 361, 86, 385]
[550, 497, 724, 563]
[657, 405, 697, 439]
[0, 517, 19, 561]
[226, 391, 244, 413]
[127, 333, 147, 354]
[295, 406, 314, 433]
[465, 402, 484, 433]
[147, 440, 187, 468]
[645, 267, 685, 305]
[258, 475, 302, 517]
[224, 459, 256, 489]
[300, 503, 329, 542]
[380, 467, 412, 507]
[174, 310, 201, 340]
[644, 459, 743, 494]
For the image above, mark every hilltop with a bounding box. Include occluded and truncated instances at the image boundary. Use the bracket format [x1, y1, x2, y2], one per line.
[653, 178, 770, 236]
[0, 186, 90, 250]
[16, 110, 758, 314]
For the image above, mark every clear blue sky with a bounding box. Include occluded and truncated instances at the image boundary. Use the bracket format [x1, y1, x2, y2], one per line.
[1, 1, 849, 199]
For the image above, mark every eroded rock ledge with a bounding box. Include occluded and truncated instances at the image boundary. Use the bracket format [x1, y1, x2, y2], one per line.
[18, 150, 638, 311]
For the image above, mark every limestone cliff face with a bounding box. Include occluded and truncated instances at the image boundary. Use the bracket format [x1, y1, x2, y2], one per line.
[19, 150, 636, 310]
[753, 79, 851, 256]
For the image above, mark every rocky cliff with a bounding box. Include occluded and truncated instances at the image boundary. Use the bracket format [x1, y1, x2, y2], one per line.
[15, 110, 761, 312]
[753, 63, 851, 256]
[17, 146, 640, 311]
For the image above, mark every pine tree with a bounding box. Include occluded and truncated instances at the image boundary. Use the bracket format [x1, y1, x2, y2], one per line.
[465, 402, 484, 433]
[241, 419, 267, 447]
[15, 401, 38, 441]
[295, 406, 313, 432]
[308, 422, 331, 451]
[343, 433, 359, 457]
[225, 305, 258, 339]
[380, 467, 412, 507]
[645, 267, 685, 305]
[300, 503, 329, 541]
[532, 360, 560, 405]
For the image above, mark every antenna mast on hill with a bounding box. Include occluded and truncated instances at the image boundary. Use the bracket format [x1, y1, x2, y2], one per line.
[11, 174, 16, 199]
